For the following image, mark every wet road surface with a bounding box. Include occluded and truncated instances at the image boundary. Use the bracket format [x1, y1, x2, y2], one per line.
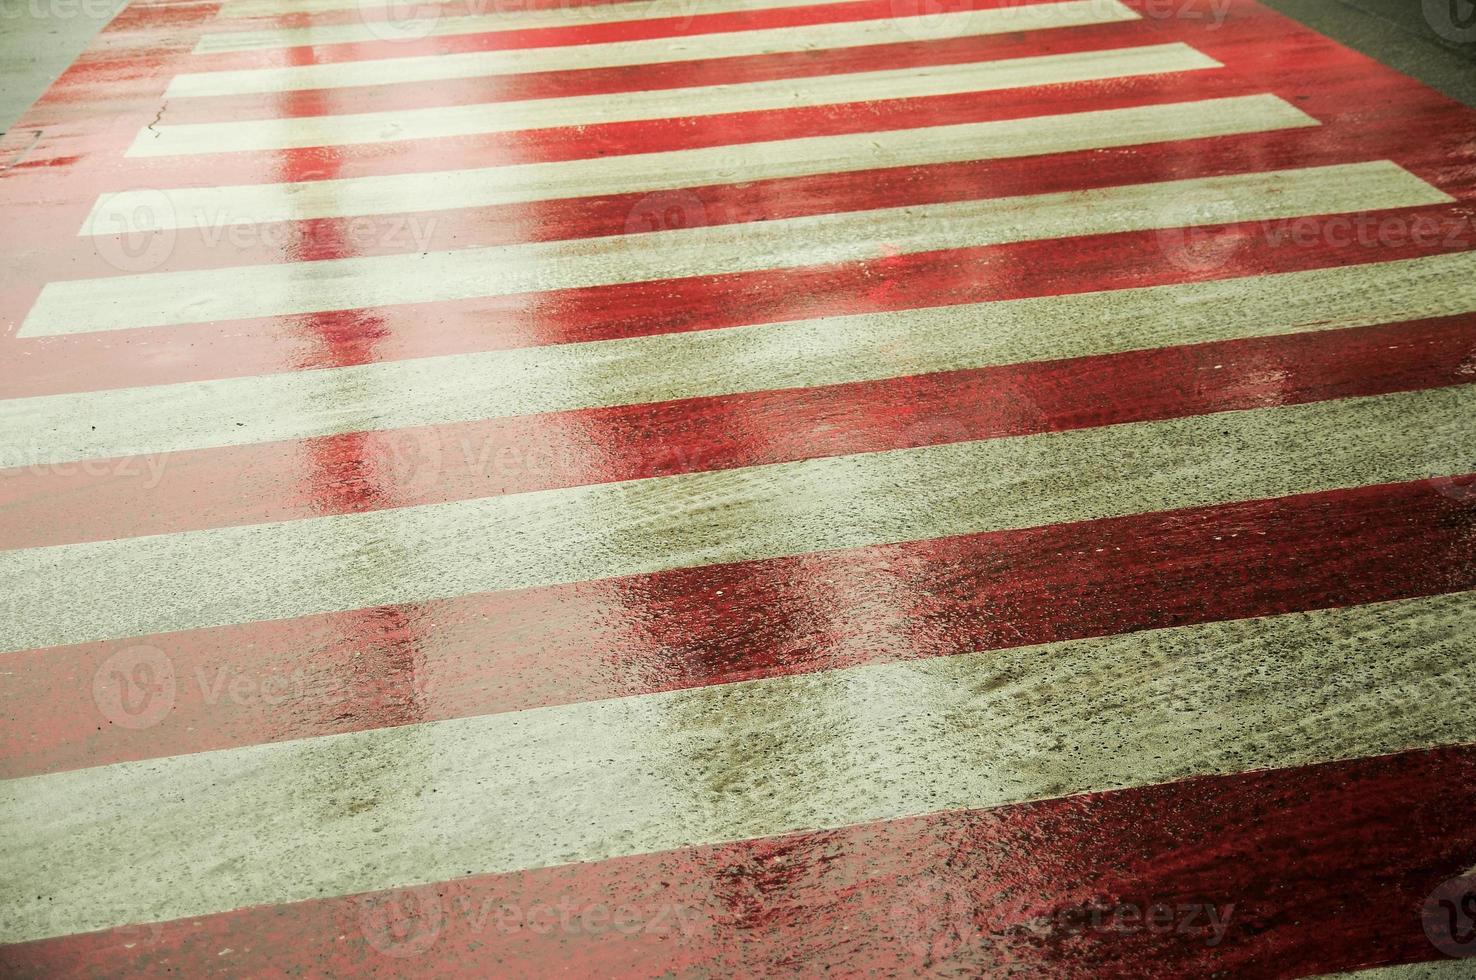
[1, 0, 1476, 975]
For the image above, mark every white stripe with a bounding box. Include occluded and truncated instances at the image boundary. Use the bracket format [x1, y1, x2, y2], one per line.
[25, 162, 1450, 336]
[87, 95, 1316, 233]
[204, 0, 888, 48]
[2, 589, 1472, 942]
[1317, 962, 1476, 980]
[130, 42, 1221, 156]
[0, 384, 1471, 653]
[171, 1, 1139, 96]
[8, 250, 1474, 467]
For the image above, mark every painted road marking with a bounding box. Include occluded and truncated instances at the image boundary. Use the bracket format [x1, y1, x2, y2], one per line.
[129, 44, 1220, 156]
[172, 1, 1138, 96]
[0, 383, 1471, 652]
[26, 162, 1449, 336]
[2, 590, 1471, 942]
[7, 251, 1473, 466]
[87, 95, 1316, 232]
[202, 0, 928, 49]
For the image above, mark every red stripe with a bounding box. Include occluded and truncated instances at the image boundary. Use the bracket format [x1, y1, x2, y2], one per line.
[4, 474, 1474, 778]
[1, 61, 1258, 277]
[183, 0, 1052, 73]
[4, 743, 1472, 977]
[5, 57, 1473, 393]
[43, 130, 1439, 279]
[79, 37, 1476, 193]
[13, 8, 1474, 259]
[166, 18, 1162, 123]
[1, 0, 1012, 158]
[8, 217, 1473, 400]
[208, 0, 903, 41]
[31, 40, 1249, 236]
[4, 1, 1476, 969]
[5, 7, 1474, 383]
[23, 72, 1474, 288]
[0, 68, 1281, 199]
[14, 0, 1476, 187]
[3, 311, 1471, 550]
[219, 0, 691, 32]
[212, 0, 656, 27]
